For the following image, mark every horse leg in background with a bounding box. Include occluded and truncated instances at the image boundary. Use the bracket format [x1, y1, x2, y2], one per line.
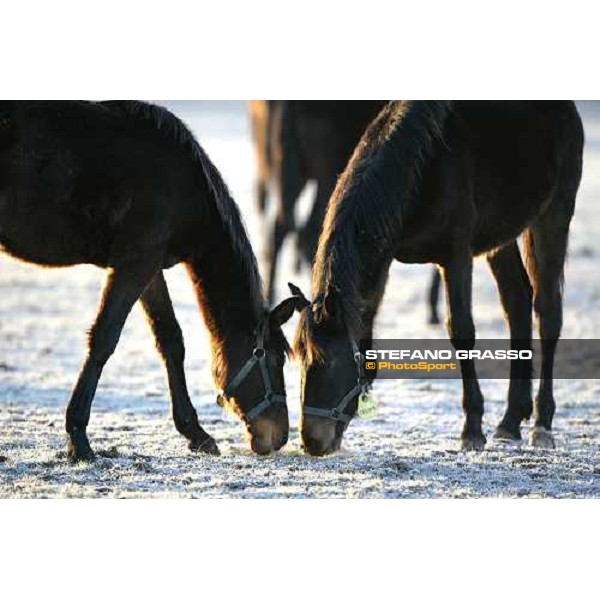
[265, 200, 297, 305]
[140, 273, 220, 456]
[525, 200, 574, 448]
[442, 255, 487, 450]
[65, 261, 158, 461]
[487, 241, 533, 441]
[428, 267, 442, 325]
[297, 174, 336, 269]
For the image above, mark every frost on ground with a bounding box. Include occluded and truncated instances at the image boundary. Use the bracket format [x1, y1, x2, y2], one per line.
[1, 101, 599, 498]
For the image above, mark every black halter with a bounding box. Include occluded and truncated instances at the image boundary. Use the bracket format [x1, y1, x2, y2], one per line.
[302, 339, 367, 424]
[217, 321, 286, 422]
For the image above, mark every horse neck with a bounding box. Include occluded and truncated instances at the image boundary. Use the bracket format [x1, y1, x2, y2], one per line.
[186, 231, 264, 354]
[314, 242, 393, 344]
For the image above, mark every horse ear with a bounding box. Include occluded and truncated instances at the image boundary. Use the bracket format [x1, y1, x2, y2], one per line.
[269, 296, 299, 328]
[287, 282, 311, 312]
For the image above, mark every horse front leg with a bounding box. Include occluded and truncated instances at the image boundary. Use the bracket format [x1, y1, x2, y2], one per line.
[442, 255, 486, 451]
[140, 273, 220, 456]
[65, 261, 158, 462]
[487, 242, 533, 441]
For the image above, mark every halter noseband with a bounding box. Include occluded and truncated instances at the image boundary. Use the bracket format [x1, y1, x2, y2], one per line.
[302, 339, 367, 424]
[218, 321, 286, 422]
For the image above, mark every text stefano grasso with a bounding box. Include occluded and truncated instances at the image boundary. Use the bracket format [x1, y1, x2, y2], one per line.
[364, 349, 533, 361]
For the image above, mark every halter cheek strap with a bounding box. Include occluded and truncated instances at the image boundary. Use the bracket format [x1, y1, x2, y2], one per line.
[302, 339, 367, 424]
[218, 322, 286, 422]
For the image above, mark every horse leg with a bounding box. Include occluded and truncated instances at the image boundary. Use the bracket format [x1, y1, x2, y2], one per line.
[265, 102, 305, 304]
[525, 203, 573, 448]
[65, 262, 158, 461]
[298, 174, 335, 267]
[265, 213, 292, 305]
[140, 273, 220, 455]
[265, 174, 305, 305]
[442, 256, 486, 450]
[487, 241, 533, 441]
[428, 267, 442, 325]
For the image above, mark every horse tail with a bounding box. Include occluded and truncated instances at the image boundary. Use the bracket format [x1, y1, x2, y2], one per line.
[522, 101, 584, 304]
[316, 101, 453, 335]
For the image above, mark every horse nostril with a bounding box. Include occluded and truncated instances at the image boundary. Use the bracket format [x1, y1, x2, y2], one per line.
[273, 430, 288, 452]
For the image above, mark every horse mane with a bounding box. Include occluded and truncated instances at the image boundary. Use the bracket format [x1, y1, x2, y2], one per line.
[103, 101, 265, 319]
[305, 101, 454, 348]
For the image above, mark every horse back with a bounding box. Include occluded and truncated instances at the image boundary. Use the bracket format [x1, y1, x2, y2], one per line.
[0, 101, 206, 268]
[399, 101, 583, 262]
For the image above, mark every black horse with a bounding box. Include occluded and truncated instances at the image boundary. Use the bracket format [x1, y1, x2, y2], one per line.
[253, 101, 386, 303]
[293, 101, 584, 456]
[0, 100, 301, 461]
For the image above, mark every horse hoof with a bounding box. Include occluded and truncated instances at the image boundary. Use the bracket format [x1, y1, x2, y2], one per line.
[428, 315, 441, 325]
[66, 436, 95, 463]
[493, 425, 521, 443]
[529, 426, 555, 449]
[460, 436, 486, 452]
[190, 436, 221, 456]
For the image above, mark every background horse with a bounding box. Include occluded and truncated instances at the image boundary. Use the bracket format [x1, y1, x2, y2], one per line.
[250, 101, 386, 303]
[0, 100, 301, 460]
[293, 100, 584, 456]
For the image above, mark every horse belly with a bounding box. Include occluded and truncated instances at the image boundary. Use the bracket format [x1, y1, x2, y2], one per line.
[0, 194, 110, 267]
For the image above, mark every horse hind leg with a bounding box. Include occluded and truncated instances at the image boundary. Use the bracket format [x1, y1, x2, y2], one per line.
[264, 102, 306, 304]
[487, 241, 533, 442]
[264, 161, 305, 304]
[65, 260, 159, 461]
[140, 273, 219, 455]
[523, 196, 574, 449]
[297, 175, 334, 269]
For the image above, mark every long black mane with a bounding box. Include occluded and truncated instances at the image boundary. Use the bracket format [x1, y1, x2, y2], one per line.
[309, 101, 453, 340]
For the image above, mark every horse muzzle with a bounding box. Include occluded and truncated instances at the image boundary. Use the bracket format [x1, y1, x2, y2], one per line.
[301, 414, 342, 456]
[247, 407, 289, 455]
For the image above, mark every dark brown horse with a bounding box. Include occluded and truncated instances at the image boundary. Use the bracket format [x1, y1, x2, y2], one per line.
[293, 101, 584, 456]
[251, 101, 386, 303]
[0, 100, 302, 461]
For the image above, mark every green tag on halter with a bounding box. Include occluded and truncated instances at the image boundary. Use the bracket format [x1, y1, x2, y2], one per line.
[357, 392, 377, 419]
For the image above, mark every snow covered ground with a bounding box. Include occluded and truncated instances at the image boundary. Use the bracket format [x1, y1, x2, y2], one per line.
[1, 101, 599, 498]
